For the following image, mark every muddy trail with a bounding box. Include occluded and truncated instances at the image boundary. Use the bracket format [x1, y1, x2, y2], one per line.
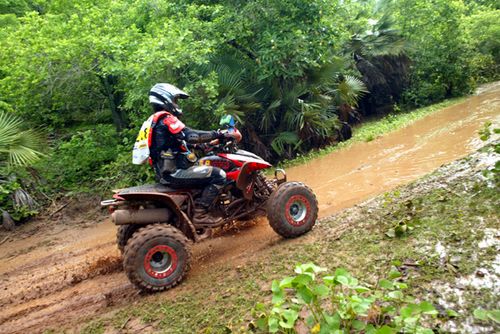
[1, 83, 499, 333]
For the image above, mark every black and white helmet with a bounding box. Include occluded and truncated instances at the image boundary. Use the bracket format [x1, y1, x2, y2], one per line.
[149, 83, 189, 116]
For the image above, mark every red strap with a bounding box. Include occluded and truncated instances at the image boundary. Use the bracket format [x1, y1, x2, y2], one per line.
[148, 111, 169, 148]
[152, 111, 169, 123]
[147, 111, 186, 149]
[162, 114, 185, 134]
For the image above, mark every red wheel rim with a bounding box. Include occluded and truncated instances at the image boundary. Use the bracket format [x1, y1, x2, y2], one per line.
[285, 195, 311, 226]
[143, 245, 178, 279]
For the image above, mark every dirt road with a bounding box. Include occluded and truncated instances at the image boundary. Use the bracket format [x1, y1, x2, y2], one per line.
[0, 82, 499, 333]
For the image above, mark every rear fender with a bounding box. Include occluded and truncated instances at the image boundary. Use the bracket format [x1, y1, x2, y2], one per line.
[117, 192, 197, 241]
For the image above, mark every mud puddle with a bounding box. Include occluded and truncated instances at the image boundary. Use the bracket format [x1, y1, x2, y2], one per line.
[0, 82, 499, 333]
[288, 81, 500, 216]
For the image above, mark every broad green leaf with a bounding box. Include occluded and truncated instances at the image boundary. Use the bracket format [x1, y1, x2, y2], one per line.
[295, 262, 326, 274]
[323, 312, 341, 329]
[297, 286, 314, 304]
[375, 325, 396, 334]
[487, 310, 500, 323]
[334, 268, 349, 277]
[349, 277, 359, 287]
[388, 269, 402, 279]
[279, 309, 299, 329]
[355, 285, 371, 293]
[293, 274, 314, 286]
[365, 324, 377, 334]
[352, 319, 366, 330]
[474, 308, 488, 321]
[400, 304, 417, 318]
[268, 317, 279, 333]
[256, 316, 267, 330]
[336, 275, 349, 286]
[378, 279, 394, 289]
[279, 276, 294, 288]
[272, 291, 284, 304]
[271, 280, 280, 293]
[419, 301, 438, 315]
[446, 309, 459, 318]
[323, 275, 334, 285]
[388, 290, 403, 300]
[313, 284, 330, 297]
[394, 282, 408, 290]
[271, 281, 285, 304]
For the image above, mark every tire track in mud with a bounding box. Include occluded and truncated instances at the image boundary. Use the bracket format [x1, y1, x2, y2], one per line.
[0, 82, 499, 333]
[0, 219, 282, 334]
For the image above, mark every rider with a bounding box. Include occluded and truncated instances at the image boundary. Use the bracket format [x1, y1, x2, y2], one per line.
[148, 83, 228, 225]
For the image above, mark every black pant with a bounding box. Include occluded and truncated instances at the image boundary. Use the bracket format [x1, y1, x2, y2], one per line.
[161, 166, 226, 208]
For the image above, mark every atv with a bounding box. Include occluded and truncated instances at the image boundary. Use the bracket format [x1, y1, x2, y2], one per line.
[101, 116, 318, 292]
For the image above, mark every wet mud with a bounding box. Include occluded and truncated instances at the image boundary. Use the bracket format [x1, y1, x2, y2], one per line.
[0, 82, 499, 333]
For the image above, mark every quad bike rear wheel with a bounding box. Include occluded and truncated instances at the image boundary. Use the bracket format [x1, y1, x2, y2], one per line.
[123, 224, 191, 292]
[116, 225, 140, 253]
[267, 182, 318, 238]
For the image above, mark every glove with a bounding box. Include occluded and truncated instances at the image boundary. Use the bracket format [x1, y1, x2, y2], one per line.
[216, 130, 232, 140]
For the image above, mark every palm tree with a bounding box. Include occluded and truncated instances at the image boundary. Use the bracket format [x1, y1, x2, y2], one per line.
[202, 55, 367, 161]
[347, 6, 410, 115]
[0, 111, 45, 230]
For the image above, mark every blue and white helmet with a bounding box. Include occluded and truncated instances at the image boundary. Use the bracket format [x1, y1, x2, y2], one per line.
[149, 83, 189, 116]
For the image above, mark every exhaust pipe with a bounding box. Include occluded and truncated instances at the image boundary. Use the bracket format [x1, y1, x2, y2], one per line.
[112, 208, 171, 225]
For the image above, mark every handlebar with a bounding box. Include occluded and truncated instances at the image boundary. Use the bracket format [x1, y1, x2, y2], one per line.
[190, 127, 241, 155]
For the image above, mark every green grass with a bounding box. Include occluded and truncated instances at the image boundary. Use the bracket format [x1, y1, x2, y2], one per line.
[277, 97, 466, 169]
[76, 150, 499, 333]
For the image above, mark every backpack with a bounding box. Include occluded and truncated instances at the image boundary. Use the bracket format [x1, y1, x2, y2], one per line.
[132, 114, 155, 165]
[132, 111, 184, 165]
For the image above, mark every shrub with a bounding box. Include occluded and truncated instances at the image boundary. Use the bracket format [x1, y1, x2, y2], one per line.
[252, 263, 440, 334]
[37, 124, 119, 191]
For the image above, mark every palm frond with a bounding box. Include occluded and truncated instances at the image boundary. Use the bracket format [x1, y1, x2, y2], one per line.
[0, 112, 46, 167]
[260, 99, 281, 131]
[348, 12, 407, 58]
[334, 75, 368, 107]
[270, 131, 301, 155]
[307, 58, 346, 87]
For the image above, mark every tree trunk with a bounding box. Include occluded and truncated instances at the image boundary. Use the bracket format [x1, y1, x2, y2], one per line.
[99, 74, 127, 132]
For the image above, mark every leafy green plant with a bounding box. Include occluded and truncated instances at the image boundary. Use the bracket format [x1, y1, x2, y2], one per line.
[385, 200, 418, 238]
[478, 121, 493, 141]
[252, 263, 439, 334]
[473, 308, 500, 324]
[39, 125, 119, 187]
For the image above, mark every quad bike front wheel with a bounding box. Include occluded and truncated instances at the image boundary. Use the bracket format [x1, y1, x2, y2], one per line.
[267, 181, 318, 238]
[123, 224, 191, 292]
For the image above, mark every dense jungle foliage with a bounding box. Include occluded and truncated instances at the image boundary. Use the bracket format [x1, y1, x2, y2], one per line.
[0, 0, 498, 221]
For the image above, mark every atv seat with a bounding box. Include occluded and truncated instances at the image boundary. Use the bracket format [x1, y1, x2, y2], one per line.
[115, 183, 177, 195]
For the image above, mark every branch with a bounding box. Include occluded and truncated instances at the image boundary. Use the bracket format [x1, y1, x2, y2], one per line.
[226, 40, 257, 61]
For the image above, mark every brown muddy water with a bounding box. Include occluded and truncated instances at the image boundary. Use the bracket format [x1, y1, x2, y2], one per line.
[0, 82, 499, 333]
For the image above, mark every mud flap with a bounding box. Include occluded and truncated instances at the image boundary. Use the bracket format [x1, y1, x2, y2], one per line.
[236, 162, 254, 200]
